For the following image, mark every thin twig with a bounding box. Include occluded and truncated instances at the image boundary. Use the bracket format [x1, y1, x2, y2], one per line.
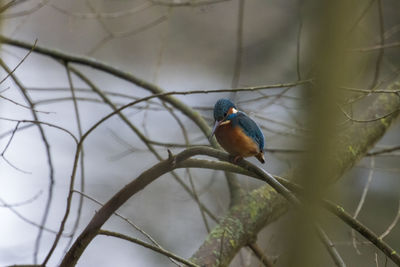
[0, 93, 51, 113]
[368, 0, 385, 90]
[352, 157, 375, 254]
[375, 252, 379, 267]
[50, 1, 153, 19]
[0, 197, 68, 235]
[296, 0, 303, 81]
[151, 0, 230, 7]
[72, 190, 181, 266]
[0, 116, 77, 143]
[86, 0, 167, 56]
[230, 0, 244, 92]
[0, 121, 31, 173]
[351, 41, 400, 52]
[340, 86, 400, 94]
[0, 59, 56, 264]
[0, 38, 37, 85]
[0, 190, 42, 207]
[367, 145, 400, 156]
[379, 199, 400, 239]
[98, 230, 199, 267]
[347, 0, 376, 34]
[62, 64, 86, 254]
[354, 157, 375, 217]
[339, 104, 400, 123]
[248, 243, 274, 267]
[1, 121, 20, 156]
[2, 0, 50, 18]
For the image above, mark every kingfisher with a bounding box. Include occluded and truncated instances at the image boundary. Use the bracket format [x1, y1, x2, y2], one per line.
[210, 98, 265, 164]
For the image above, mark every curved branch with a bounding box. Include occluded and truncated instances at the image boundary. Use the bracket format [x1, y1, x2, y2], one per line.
[59, 147, 225, 266]
[98, 230, 199, 267]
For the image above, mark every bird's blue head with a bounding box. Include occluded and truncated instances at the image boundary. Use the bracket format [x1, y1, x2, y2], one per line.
[210, 99, 237, 140]
[213, 99, 236, 122]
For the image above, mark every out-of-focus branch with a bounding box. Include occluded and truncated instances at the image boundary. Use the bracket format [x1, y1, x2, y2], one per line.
[368, 0, 384, 90]
[351, 41, 400, 52]
[367, 145, 400, 156]
[151, 0, 230, 7]
[248, 243, 275, 267]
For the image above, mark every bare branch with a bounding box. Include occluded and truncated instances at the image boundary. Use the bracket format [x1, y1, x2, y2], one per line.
[0, 38, 37, 85]
[0, 59, 57, 264]
[379, 199, 400, 239]
[352, 157, 375, 254]
[98, 230, 199, 267]
[351, 41, 400, 52]
[367, 145, 400, 156]
[49, 1, 153, 19]
[368, 0, 385, 90]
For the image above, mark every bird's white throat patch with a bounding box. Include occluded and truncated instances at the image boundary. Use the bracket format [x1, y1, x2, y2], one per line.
[220, 120, 231, 125]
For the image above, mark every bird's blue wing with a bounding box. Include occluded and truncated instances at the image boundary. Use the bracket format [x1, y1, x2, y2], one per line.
[231, 112, 264, 151]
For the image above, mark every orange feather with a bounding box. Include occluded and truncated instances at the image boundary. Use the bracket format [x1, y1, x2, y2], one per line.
[215, 121, 260, 158]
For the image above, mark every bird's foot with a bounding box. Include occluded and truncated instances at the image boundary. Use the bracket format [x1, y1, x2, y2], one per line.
[230, 155, 243, 164]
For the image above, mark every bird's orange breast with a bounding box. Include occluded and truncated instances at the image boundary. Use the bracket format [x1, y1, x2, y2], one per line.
[215, 122, 259, 157]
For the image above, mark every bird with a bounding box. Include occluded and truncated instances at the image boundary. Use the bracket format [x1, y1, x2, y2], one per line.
[209, 98, 265, 164]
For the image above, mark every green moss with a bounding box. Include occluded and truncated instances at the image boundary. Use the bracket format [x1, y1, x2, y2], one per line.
[380, 117, 389, 128]
[337, 205, 345, 212]
[212, 250, 220, 257]
[225, 217, 244, 237]
[248, 199, 259, 220]
[208, 227, 226, 241]
[254, 186, 272, 200]
[245, 187, 275, 220]
[348, 145, 357, 157]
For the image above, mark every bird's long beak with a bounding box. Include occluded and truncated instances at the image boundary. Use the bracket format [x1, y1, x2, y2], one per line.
[209, 120, 221, 141]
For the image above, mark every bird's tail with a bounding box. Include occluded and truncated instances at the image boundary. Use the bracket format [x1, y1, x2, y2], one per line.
[256, 152, 265, 164]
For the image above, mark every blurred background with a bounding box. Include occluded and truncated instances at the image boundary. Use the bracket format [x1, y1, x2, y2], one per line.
[0, 0, 399, 266]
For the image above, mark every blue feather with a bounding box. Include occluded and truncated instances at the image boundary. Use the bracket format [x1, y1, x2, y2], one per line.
[228, 112, 265, 151]
[213, 99, 236, 121]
